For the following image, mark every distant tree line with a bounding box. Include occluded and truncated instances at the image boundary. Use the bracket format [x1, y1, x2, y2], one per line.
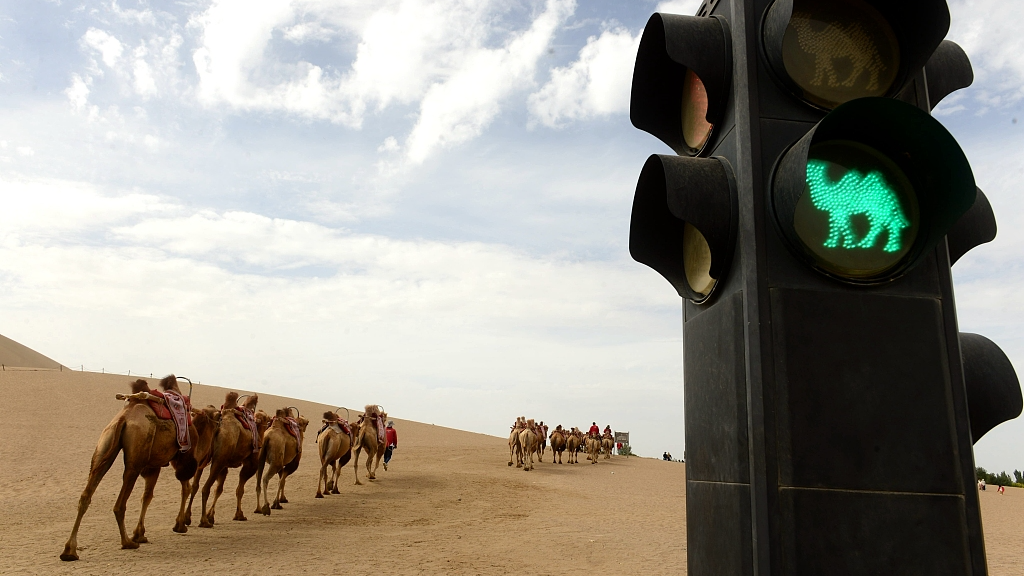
[975, 467, 1024, 488]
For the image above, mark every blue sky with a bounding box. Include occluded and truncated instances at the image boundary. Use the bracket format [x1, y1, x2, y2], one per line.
[0, 0, 1022, 470]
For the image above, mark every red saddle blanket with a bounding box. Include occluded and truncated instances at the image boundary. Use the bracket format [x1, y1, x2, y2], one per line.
[233, 407, 259, 449]
[147, 389, 192, 452]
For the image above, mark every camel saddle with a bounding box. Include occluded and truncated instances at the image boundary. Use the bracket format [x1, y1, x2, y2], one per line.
[233, 407, 259, 449]
[317, 419, 351, 439]
[278, 417, 301, 442]
[376, 415, 386, 445]
[146, 389, 192, 452]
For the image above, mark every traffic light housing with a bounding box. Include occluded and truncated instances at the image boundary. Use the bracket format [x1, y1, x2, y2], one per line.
[627, 0, 1021, 573]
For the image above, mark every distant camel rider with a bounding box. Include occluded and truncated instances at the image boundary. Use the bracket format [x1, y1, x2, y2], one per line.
[603, 425, 612, 436]
[383, 420, 398, 471]
[589, 422, 600, 438]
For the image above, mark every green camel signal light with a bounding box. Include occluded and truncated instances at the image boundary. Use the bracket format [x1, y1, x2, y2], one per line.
[806, 160, 910, 252]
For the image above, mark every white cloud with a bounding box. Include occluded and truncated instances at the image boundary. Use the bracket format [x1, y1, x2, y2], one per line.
[654, 0, 703, 15]
[82, 28, 125, 68]
[528, 28, 640, 128]
[947, 0, 1024, 108]
[65, 74, 91, 112]
[132, 46, 158, 96]
[405, 0, 576, 163]
[189, 0, 575, 161]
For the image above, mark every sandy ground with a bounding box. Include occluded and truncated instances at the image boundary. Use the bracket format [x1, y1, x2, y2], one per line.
[0, 370, 686, 575]
[0, 369, 1020, 575]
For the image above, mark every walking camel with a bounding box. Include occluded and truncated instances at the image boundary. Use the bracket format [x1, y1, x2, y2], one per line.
[316, 411, 354, 497]
[518, 419, 539, 472]
[508, 417, 525, 468]
[255, 408, 308, 515]
[352, 405, 386, 485]
[196, 392, 270, 526]
[61, 376, 219, 561]
[601, 433, 614, 460]
[549, 426, 567, 464]
[565, 428, 582, 464]
[586, 434, 601, 465]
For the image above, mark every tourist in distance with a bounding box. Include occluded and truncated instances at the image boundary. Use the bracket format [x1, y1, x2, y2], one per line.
[383, 420, 398, 471]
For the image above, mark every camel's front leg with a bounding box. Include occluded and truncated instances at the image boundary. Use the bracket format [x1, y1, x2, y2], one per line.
[173, 473, 190, 533]
[234, 460, 258, 521]
[185, 467, 204, 526]
[206, 467, 229, 525]
[113, 467, 143, 550]
[131, 467, 160, 543]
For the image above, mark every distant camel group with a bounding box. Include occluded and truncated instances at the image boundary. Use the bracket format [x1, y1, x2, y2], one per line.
[60, 375, 387, 561]
[507, 418, 616, 470]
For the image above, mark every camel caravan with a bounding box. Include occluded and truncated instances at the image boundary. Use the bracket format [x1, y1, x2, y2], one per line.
[60, 375, 389, 561]
[508, 418, 617, 470]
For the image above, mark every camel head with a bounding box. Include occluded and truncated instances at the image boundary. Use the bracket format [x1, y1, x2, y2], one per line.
[255, 409, 271, 431]
[298, 416, 309, 432]
[243, 393, 258, 412]
[129, 379, 151, 394]
[222, 392, 239, 410]
[191, 405, 221, 430]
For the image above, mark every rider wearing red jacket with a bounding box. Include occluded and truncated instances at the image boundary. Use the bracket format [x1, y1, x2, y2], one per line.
[588, 422, 600, 438]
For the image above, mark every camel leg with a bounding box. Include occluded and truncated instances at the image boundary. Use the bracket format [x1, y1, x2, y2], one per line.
[173, 474, 190, 534]
[198, 464, 224, 528]
[331, 460, 342, 494]
[206, 467, 229, 525]
[61, 439, 121, 561]
[317, 459, 328, 498]
[185, 467, 204, 526]
[274, 471, 291, 509]
[131, 467, 160, 544]
[353, 445, 363, 485]
[365, 448, 376, 480]
[262, 463, 281, 514]
[113, 467, 143, 550]
[234, 461, 257, 521]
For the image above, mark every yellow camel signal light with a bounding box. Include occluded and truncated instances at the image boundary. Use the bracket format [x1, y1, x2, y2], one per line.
[762, 0, 950, 110]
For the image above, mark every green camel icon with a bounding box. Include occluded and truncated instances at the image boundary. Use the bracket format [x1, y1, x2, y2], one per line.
[806, 160, 910, 253]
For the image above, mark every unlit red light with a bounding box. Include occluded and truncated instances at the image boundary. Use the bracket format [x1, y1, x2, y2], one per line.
[681, 69, 713, 155]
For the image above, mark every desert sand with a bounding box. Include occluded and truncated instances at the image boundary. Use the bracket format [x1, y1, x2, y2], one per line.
[0, 367, 1020, 575]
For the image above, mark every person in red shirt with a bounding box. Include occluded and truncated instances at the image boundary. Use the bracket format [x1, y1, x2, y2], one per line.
[588, 422, 600, 438]
[383, 420, 398, 471]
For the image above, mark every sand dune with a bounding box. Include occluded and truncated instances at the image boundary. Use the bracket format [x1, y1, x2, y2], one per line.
[0, 333, 63, 370]
[1, 366, 1020, 574]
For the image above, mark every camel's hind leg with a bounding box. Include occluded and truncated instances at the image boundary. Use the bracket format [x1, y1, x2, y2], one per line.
[370, 445, 383, 479]
[365, 447, 377, 480]
[274, 471, 292, 509]
[234, 460, 257, 521]
[259, 463, 280, 515]
[330, 460, 343, 494]
[113, 466, 144, 550]
[131, 466, 160, 544]
[61, 420, 124, 561]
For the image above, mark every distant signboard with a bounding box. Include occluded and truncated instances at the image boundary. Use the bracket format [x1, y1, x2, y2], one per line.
[614, 431, 629, 444]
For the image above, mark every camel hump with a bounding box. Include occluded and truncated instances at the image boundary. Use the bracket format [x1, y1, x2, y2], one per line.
[130, 379, 150, 394]
[275, 408, 289, 418]
[158, 374, 179, 392]
[223, 392, 239, 410]
[323, 411, 338, 421]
